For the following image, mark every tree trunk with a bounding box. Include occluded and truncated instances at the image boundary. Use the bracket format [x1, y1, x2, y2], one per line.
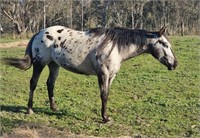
[181, 18, 184, 36]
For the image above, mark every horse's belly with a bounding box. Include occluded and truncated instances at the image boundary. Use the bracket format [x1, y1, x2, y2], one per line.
[52, 48, 96, 75]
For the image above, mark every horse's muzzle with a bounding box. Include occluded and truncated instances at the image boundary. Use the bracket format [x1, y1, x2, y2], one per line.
[160, 56, 178, 71]
[168, 60, 178, 70]
[168, 65, 175, 70]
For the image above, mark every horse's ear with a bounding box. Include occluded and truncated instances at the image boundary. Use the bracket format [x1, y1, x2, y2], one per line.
[159, 26, 167, 36]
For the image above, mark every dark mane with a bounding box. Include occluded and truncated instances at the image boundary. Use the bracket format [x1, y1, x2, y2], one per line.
[89, 27, 148, 51]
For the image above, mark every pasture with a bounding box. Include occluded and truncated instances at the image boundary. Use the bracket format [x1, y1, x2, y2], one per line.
[0, 36, 199, 137]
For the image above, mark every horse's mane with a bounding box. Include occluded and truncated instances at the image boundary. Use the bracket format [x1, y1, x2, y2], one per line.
[88, 27, 148, 51]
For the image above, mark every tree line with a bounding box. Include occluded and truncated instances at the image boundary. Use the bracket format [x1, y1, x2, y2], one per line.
[0, 0, 199, 37]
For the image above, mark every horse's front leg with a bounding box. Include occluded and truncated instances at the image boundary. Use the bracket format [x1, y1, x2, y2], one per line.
[47, 62, 60, 111]
[97, 68, 110, 123]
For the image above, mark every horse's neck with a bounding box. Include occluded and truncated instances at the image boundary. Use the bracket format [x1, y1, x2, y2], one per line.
[120, 44, 147, 62]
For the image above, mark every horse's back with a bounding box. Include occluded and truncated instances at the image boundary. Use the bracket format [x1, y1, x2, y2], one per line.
[30, 26, 98, 74]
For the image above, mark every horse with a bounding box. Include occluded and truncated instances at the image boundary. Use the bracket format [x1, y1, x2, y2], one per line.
[2, 26, 178, 123]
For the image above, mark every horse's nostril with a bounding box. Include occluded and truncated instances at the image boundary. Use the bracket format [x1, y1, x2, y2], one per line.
[168, 63, 177, 70]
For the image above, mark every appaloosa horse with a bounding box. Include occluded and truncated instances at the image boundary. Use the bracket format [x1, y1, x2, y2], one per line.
[3, 26, 177, 122]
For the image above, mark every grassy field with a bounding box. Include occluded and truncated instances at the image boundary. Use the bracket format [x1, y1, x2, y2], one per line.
[0, 38, 23, 43]
[0, 36, 199, 137]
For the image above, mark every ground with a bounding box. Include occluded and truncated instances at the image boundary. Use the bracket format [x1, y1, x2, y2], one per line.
[0, 40, 29, 48]
[0, 36, 200, 138]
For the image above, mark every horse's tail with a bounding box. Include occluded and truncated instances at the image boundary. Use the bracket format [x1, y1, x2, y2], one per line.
[2, 34, 37, 70]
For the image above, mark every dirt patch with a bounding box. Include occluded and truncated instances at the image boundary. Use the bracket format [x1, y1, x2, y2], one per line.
[2, 125, 133, 138]
[0, 40, 29, 48]
[3, 128, 39, 138]
[2, 126, 96, 138]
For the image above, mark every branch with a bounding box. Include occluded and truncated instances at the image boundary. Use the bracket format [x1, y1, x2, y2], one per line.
[2, 10, 14, 22]
[51, 17, 63, 24]
[23, 26, 28, 33]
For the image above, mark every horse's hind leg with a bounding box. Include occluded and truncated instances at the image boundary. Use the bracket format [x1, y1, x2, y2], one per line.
[27, 63, 45, 114]
[47, 62, 60, 111]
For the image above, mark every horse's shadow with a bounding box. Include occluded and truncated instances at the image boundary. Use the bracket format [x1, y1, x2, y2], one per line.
[1, 105, 102, 123]
[0, 105, 67, 116]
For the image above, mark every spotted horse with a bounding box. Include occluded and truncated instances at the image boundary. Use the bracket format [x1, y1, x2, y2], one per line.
[3, 26, 178, 123]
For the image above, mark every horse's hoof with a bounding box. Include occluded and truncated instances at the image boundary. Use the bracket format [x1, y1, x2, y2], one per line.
[51, 107, 57, 112]
[27, 108, 34, 114]
[50, 105, 57, 112]
[102, 117, 111, 123]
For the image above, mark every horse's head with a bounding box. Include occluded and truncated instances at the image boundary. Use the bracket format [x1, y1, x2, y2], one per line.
[146, 27, 178, 70]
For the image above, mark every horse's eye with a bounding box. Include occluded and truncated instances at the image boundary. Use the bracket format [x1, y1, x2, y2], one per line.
[158, 40, 168, 48]
[163, 44, 168, 48]
[162, 42, 169, 48]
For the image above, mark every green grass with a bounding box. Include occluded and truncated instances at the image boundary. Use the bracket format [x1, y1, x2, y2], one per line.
[0, 38, 22, 43]
[0, 36, 200, 137]
[0, 34, 31, 43]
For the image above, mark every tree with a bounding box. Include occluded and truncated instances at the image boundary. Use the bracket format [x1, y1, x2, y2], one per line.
[1, 1, 43, 36]
[1, 0, 199, 37]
